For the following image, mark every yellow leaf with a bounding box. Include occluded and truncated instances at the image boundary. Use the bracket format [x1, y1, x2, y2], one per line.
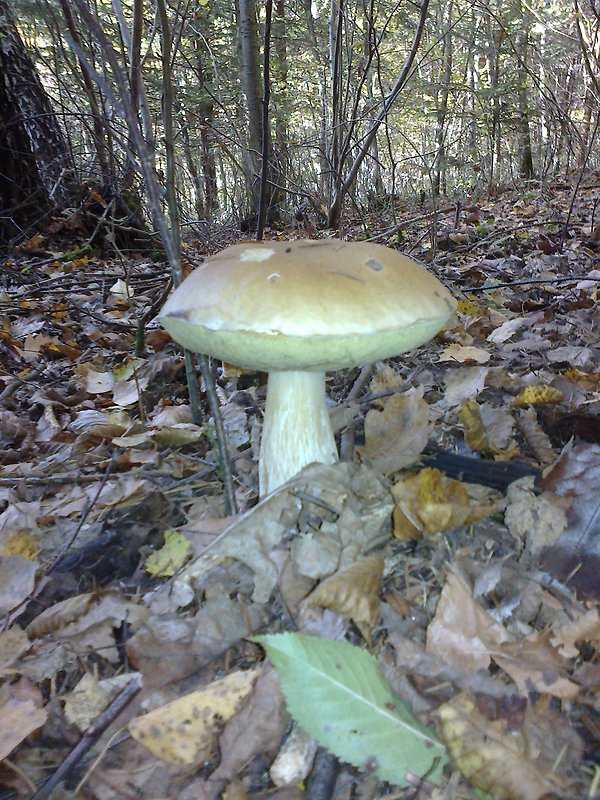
[511, 385, 563, 407]
[21, 233, 45, 250]
[129, 669, 260, 767]
[433, 692, 574, 800]
[0, 531, 38, 560]
[562, 368, 600, 389]
[392, 468, 497, 539]
[456, 299, 487, 317]
[145, 530, 191, 577]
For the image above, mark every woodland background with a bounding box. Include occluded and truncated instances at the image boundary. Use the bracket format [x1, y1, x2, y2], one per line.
[1, 0, 599, 244]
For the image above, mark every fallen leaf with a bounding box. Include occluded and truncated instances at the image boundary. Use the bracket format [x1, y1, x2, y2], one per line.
[392, 468, 497, 540]
[511, 385, 563, 407]
[129, 668, 260, 767]
[504, 477, 568, 557]
[360, 388, 431, 472]
[541, 444, 600, 598]
[439, 344, 490, 364]
[426, 569, 511, 671]
[303, 556, 384, 642]
[145, 530, 192, 577]
[459, 400, 517, 456]
[0, 697, 47, 761]
[433, 691, 579, 800]
[550, 608, 600, 658]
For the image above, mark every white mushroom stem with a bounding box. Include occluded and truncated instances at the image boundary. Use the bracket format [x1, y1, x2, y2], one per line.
[259, 370, 338, 497]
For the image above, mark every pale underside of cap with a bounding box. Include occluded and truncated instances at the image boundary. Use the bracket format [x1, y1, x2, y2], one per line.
[160, 239, 456, 371]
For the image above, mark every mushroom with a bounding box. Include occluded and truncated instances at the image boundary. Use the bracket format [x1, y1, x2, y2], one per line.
[159, 239, 456, 497]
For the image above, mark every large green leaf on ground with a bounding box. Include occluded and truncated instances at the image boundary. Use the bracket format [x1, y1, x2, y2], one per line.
[254, 632, 447, 786]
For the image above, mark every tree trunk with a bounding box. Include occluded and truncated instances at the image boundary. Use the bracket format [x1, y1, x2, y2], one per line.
[432, 0, 454, 196]
[194, 12, 218, 217]
[57, 0, 112, 184]
[0, 0, 73, 243]
[237, 0, 263, 217]
[272, 0, 289, 196]
[516, 0, 535, 179]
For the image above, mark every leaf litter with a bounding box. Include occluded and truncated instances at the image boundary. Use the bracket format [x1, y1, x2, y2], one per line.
[1, 183, 600, 799]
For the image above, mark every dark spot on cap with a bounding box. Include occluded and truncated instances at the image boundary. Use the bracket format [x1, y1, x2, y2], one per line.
[285, 247, 292, 253]
[366, 258, 384, 272]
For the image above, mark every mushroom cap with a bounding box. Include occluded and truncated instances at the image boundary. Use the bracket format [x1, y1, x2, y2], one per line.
[160, 240, 456, 371]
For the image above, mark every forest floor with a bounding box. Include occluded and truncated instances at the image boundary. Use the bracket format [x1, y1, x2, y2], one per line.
[1, 179, 600, 800]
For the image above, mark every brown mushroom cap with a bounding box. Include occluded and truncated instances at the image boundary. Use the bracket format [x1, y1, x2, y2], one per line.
[160, 239, 456, 371]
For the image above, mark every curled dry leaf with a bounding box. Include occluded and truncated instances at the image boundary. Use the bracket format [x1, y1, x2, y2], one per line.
[433, 691, 581, 800]
[392, 468, 498, 540]
[303, 556, 384, 642]
[27, 590, 147, 662]
[128, 668, 260, 767]
[68, 408, 133, 438]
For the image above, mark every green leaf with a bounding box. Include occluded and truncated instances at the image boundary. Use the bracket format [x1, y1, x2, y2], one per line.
[254, 633, 447, 787]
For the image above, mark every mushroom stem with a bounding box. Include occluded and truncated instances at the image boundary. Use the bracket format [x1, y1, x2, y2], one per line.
[259, 370, 338, 497]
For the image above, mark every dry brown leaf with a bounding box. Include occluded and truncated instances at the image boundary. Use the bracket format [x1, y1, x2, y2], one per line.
[433, 691, 579, 800]
[504, 477, 568, 557]
[439, 344, 490, 364]
[492, 632, 579, 699]
[541, 444, 600, 598]
[129, 668, 260, 767]
[360, 387, 431, 473]
[27, 591, 147, 662]
[303, 555, 384, 642]
[0, 627, 30, 675]
[550, 607, 600, 658]
[443, 366, 489, 407]
[0, 556, 37, 616]
[392, 468, 497, 540]
[426, 569, 511, 671]
[458, 400, 518, 456]
[0, 696, 47, 761]
[212, 666, 289, 781]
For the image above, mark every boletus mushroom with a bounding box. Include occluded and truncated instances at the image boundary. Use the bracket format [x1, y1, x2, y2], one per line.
[160, 239, 456, 497]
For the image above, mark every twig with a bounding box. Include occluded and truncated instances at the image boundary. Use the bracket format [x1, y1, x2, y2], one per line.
[461, 275, 600, 292]
[69, 298, 134, 330]
[0, 474, 103, 486]
[197, 354, 238, 515]
[30, 679, 141, 800]
[135, 276, 173, 356]
[47, 453, 116, 574]
[0, 368, 43, 403]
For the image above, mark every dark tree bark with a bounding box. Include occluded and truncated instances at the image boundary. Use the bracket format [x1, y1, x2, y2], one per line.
[237, 0, 263, 218]
[0, 0, 73, 244]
